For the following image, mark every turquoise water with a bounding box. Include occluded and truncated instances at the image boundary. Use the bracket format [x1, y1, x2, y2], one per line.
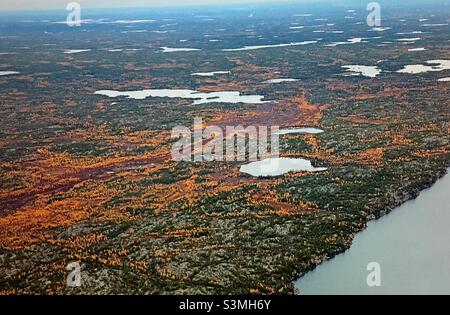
[295, 169, 450, 295]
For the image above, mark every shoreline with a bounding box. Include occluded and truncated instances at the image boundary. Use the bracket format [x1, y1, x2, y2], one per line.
[291, 165, 450, 295]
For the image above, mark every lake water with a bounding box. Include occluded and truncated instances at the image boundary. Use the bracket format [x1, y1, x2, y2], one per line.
[0, 71, 20, 76]
[240, 158, 327, 177]
[94, 89, 269, 105]
[397, 37, 421, 42]
[222, 41, 317, 52]
[64, 49, 91, 54]
[408, 48, 427, 52]
[325, 37, 365, 47]
[276, 127, 324, 135]
[342, 65, 382, 78]
[266, 79, 300, 84]
[295, 168, 450, 295]
[160, 47, 201, 53]
[397, 60, 450, 74]
[191, 71, 230, 77]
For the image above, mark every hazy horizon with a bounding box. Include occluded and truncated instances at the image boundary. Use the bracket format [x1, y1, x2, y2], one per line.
[1, 0, 441, 13]
[0, 0, 317, 12]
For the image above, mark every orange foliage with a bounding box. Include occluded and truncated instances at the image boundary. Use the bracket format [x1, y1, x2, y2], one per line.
[293, 96, 327, 126]
[64, 233, 108, 249]
[352, 148, 384, 166]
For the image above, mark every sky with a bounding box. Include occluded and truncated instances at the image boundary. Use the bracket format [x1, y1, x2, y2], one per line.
[0, 0, 438, 12]
[0, 0, 318, 12]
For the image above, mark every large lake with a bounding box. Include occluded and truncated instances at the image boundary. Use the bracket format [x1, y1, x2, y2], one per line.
[295, 168, 450, 295]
